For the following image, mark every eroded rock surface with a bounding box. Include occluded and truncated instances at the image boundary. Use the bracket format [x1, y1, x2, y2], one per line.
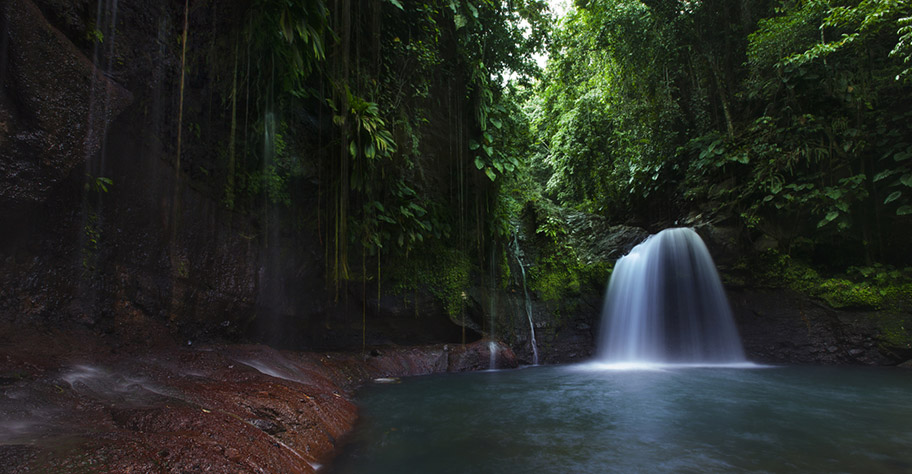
[0, 0, 132, 213]
[730, 288, 900, 365]
[0, 322, 515, 473]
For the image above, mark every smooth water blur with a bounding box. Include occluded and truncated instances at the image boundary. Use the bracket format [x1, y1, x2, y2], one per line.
[329, 365, 912, 474]
[600, 228, 744, 363]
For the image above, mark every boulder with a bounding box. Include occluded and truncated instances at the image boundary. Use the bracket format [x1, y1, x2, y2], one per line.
[564, 210, 648, 263]
[692, 221, 742, 267]
[0, 0, 132, 214]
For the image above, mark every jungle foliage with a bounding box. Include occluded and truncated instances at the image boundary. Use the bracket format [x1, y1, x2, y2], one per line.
[186, 0, 912, 318]
[189, 0, 547, 299]
[533, 0, 912, 266]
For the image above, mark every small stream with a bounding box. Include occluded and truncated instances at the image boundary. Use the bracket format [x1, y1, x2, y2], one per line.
[329, 364, 912, 473]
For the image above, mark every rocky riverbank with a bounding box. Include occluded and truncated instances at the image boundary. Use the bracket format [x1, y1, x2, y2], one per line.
[0, 322, 515, 473]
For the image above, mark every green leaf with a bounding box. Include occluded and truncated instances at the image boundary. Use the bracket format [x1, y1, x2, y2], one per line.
[409, 203, 427, 216]
[901, 173, 912, 187]
[490, 118, 503, 129]
[474, 156, 484, 170]
[885, 190, 902, 204]
[280, 11, 293, 43]
[349, 141, 358, 157]
[484, 167, 496, 181]
[817, 211, 838, 228]
[895, 151, 912, 162]
[387, 0, 404, 9]
[825, 188, 843, 200]
[454, 14, 466, 29]
[874, 169, 894, 182]
[897, 205, 912, 215]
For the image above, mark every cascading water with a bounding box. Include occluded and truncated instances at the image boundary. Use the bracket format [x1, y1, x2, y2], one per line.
[598, 227, 745, 363]
[488, 246, 497, 370]
[512, 233, 539, 365]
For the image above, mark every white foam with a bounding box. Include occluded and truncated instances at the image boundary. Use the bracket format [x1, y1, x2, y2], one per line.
[571, 361, 770, 372]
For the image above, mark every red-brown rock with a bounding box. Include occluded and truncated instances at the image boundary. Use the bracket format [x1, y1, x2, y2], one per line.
[0, 322, 516, 473]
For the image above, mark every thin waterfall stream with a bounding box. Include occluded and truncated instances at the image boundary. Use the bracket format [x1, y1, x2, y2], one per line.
[512, 232, 539, 365]
[489, 246, 498, 370]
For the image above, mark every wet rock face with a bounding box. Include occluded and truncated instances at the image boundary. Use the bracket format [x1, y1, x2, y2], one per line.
[0, 0, 473, 349]
[564, 211, 648, 264]
[730, 288, 896, 365]
[0, 0, 132, 215]
[0, 322, 515, 473]
[491, 207, 645, 365]
[692, 222, 742, 267]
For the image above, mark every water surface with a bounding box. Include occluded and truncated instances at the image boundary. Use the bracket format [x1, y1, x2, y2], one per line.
[330, 364, 912, 473]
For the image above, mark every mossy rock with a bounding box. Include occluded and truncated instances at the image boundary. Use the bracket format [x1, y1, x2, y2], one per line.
[872, 312, 912, 357]
[816, 278, 883, 309]
[388, 242, 471, 318]
[743, 250, 912, 311]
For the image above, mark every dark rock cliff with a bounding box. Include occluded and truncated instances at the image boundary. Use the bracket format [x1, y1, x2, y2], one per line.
[0, 0, 133, 212]
[0, 0, 478, 350]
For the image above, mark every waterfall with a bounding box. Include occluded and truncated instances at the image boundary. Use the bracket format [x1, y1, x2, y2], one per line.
[488, 246, 497, 370]
[512, 233, 539, 365]
[598, 227, 744, 363]
[488, 341, 498, 370]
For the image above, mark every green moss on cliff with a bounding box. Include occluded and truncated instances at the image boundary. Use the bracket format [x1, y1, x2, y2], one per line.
[874, 314, 912, 353]
[744, 250, 912, 353]
[530, 258, 580, 303]
[525, 201, 613, 305]
[389, 243, 471, 317]
[750, 251, 912, 311]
